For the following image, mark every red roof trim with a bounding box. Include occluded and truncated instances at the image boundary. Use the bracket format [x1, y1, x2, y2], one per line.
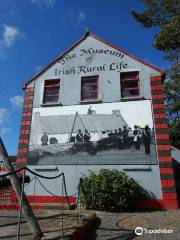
[23, 35, 86, 89]
[92, 34, 164, 75]
[23, 33, 164, 89]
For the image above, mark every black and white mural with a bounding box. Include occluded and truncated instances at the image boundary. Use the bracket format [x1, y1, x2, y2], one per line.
[28, 100, 157, 165]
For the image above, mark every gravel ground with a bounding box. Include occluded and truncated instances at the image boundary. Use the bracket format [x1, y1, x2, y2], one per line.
[0, 209, 179, 239]
[95, 210, 180, 240]
[0, 209, 86, 240]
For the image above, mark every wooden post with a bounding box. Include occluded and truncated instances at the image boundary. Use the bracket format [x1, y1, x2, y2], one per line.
[0, 137, 43, 240]
[61, 177, 64, 239]
[79, 178, 82, 221]
[68, 111, 78, 142]
[17, 168, 26, 240]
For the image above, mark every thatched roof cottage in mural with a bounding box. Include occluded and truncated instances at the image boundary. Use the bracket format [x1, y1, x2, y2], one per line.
[30, 108, 129, 143]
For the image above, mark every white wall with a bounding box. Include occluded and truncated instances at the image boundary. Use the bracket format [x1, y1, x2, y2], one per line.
[24, 165, 162, 199]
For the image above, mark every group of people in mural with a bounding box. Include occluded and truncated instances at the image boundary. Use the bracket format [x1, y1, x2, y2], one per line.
[41, 124, 152, 156]
[73, 125, 152, 155]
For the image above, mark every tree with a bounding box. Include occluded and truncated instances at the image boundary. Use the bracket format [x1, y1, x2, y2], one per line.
[131, 0, 180, 148]
[80, 169, 150, 211]
[0, 138, 43, 239]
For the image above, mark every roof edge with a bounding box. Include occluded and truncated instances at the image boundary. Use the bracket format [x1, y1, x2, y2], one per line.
[92, 34, 164, 75]
[22, 34, 88, 89]
[23, 32, 164, 89]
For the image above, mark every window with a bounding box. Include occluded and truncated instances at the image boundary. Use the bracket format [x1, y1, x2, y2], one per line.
[43, 79, 60, 104]
[120, 72, 140, 98]
[81, 76, 98, 101]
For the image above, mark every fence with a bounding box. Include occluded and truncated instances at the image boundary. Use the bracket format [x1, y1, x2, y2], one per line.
[0, 187, 14, 204]
[0, 166, 83, 239]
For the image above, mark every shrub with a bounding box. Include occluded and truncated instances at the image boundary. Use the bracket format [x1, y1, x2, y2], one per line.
[80, 169, 150, 211]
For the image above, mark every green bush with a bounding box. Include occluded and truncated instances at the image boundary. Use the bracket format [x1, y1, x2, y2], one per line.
[80, 169, 150, 211]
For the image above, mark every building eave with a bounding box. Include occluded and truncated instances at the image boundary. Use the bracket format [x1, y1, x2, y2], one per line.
[92, 34, 165, 78]
[22, 35, 87, 90]
[23, 32, 165, 90]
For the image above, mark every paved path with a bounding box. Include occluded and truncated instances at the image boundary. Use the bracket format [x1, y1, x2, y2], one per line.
[0, 209, 81, 240]
[95, 211, 180, 240]
[95, 212, 136, 240]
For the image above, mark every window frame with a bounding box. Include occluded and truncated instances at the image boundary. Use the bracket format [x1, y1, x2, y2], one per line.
[120, 71, 140, 99]
[80, 75, 99, 102]
[42, 79, 60, 105]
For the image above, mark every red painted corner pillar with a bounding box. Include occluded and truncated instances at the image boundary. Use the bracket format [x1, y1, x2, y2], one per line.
[150, 75, 178, 209]
[16, 86, 34, 168]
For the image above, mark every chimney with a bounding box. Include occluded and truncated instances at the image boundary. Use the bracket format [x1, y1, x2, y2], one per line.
[112, 110, 120, 116]
[87, 106, 96, 115]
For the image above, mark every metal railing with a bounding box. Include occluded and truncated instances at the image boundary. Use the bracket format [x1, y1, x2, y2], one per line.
[0, 167, 83, 239]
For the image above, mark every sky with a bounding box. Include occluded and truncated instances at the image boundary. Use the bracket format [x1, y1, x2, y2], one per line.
[0, 0, 169, 155]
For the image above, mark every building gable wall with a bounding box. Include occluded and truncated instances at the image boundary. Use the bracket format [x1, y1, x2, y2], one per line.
[29, 36, 161, 108]
[15, 34, 178, 209]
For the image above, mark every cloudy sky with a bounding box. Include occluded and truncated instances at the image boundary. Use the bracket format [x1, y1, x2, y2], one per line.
[0, 0, 169, 155]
